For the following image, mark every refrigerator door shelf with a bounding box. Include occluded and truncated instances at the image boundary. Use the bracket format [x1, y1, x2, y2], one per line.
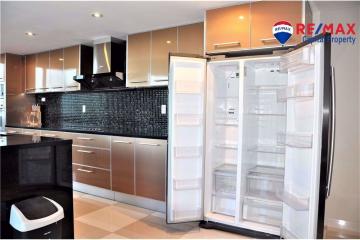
[276, 191, 309, 211]
[172, 208, 202, 222]
[277, 132, 313, 148]
[248, 145, 285, 155]
[277, 83, 315, 102]
[175, 114, 203, 126]
[214, 119, 238, 126]
[174, 146, 203, 158]
[173, 178, 202, 190]
[279, 45, 315, 73]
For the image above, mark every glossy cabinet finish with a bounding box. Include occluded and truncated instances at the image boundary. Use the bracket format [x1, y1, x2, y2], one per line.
[127, 32, 151, 86]
[250, 1, 302, 48]
[5, 54, 25, 95]
[73, 133, 111, 149]
[25, 54, 36, 92]
[150, 27, 177, 83]
[73, 145, 110, 169]
[178, 22, 204, 56]
[73, 165, 111, 189]
[206, 4, 251, 52]
[63, 46, 80, 91]
[49, 49, 64, 91]
[35, 51, 49, 92]
[0, 54, 4, 80]
[111, 137, 135, 194]
[21, 129, 41, 136]
[135, 139, 167, 201]
[5, 127, 23, 134]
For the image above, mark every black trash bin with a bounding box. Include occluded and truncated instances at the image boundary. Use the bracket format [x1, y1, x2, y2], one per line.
[9, 196, 64, 239]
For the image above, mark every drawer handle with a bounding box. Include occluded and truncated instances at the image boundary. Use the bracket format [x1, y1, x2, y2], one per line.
[138, 143, 160, 146]
[130, 80, 148, 83]
[7, 130, 18, 133]
[113, 140, 132, 144]
[260, 38, 278, 44]
[43, 134, 57, 137]
[213, 41, 241, 48]
[77, 168, 93, 173]
[77, 149, 94, 154]
[77, 137, 94, 141]
[24, 132, 35, 135]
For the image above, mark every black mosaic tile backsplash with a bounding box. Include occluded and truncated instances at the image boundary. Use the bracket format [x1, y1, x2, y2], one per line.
[35, 87, 168, 138]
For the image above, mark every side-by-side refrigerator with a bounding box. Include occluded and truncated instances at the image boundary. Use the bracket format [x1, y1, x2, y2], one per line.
[167, 34, 334, 239]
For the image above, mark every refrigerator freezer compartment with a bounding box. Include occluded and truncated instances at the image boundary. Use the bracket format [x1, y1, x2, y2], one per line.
[175, 81, 203, 94]
[277, 191, 309, 211]
[172, 208, 202, 222]
[173, 178, 202, 190]
[174, 146, 202, 158]
[277, 83, 315, 101]
[212, 194, 236, 217]
[242, 197, 282, 227]
[246, 166, 284, 199]
[214, 164, 237, 195]
[175, 114, 202, 126]
[248, 145, 285, 154]
[280, 46, 314, 72]
[277, 132, 313, 148]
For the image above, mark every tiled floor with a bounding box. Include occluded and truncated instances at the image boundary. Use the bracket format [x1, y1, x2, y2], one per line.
[73, 191, 249, 239]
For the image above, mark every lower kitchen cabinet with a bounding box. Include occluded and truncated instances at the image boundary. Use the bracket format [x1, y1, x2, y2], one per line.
[73, 145, 110, 169]
[135, 139, 167, 201]
[73, 165, 111, 189]
[111, 136, 135, 195]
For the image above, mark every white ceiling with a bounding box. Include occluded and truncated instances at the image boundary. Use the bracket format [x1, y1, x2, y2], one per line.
[1, 1, 237, 55]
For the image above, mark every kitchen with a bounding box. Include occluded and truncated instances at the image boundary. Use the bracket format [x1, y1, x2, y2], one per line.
[1, 1, 359, 239]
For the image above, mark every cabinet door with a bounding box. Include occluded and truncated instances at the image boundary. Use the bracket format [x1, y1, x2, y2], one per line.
[25, 54, 36, 92]
[135, 139, 167, 201]
[127, 32, 151, 87]
[178, 23, 204, 56]
[35, 51, 49, 92]
[251, 1, 302, 48]
[5, 54, 25, 94]
[206, 4, 250, 53]
[63, 45, 80, 91]
[111, 137, 135, 194]
[49, 49, 64, 91]
[151, 27, 177, 84]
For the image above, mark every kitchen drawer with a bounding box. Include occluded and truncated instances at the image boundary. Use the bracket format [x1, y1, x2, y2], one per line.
[73, 146, 110, 169]
[41, 130, 66, 138]
[73, 133, 110, 149]
[22, 129, 41, 136]
[73, 164, 111, 189]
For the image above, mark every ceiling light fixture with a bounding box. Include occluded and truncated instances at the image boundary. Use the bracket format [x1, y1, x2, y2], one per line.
[25, 32, 36, 37]
[238, 15, 245, 20]
[166, 40, 172, 44]
[59, 58, 64, 61]
[91, 12, 103, 18]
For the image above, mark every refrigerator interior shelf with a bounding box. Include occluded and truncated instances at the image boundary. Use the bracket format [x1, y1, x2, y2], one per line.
[277, 191, 309, 211]
[173, 208, 202, 222]
[215, 142, 238, 150]
[215, 119, 238, 126]
[175, 114, 202, 126]
[277, 132, 313, 148]
[214, 164, 237, 195]
[245, 190, 282, 203]
[248, 166, 284, 177]
[174, 146, 202, 158]
[173, 178, 202, 190]
[248, 145, 285, 155]
[248, 111, 286, 116]
[277, 83, 315, 101]
[247, 85, 286, 91]
[175, 81, 203, 94]
[212, 191, 236, 199]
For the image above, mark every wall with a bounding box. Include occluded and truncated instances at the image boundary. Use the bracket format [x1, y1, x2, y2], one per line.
[35, 87, 168, 138]
[314, 1, 360, 233]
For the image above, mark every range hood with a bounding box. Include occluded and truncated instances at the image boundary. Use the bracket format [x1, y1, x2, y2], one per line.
[74, 37, 126, 90]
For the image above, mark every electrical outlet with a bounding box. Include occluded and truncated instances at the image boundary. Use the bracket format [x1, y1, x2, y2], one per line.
[161, 105, 167, 114]
[82, 105, 86, 113]
[41, 97, 46, 102]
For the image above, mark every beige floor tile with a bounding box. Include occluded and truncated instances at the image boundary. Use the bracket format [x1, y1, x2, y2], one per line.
[115, 202, 155, 217]
[102, 233, 128, 239]
[73, 191, 85, 199]
[81, 193, 118, 205]
[74, 198, 108, 218]
[75, 220, 110, 239]
[115, 215, 198, 239]
[77, 205, 148, 232]
[181, 228, 250, 239]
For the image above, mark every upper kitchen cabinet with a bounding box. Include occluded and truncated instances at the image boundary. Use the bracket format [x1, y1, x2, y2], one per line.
[63, 45, 80, 91]
[150, 27, 177, 84]
[206, 4, 251, 53]
[35, 51, 49, 92]
[0, 54, 4, 81]
[250, 1, 302, 48]
[127, 32, 151, 87]
[25, 54, 36, 92]
[178, 22, 204, 56]
[49, 48, 64, 91]
[5, 54, 25, 95]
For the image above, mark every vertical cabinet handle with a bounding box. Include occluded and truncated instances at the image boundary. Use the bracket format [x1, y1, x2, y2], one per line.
[326, 66, 336, 198]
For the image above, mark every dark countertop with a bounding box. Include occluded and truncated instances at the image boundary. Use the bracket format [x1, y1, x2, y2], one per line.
[0, 134, 73, 148]
[5, 125, 168, 140]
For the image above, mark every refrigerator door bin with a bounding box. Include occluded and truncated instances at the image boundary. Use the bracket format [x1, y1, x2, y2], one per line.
[242, 197, 282, 227]
[277, 132, 313, 148]
[174, 146, 202, 158]
[212, 194, 236, 217]
[214, 164, 237, 195]
[280, 46, 315, 73]
[175, 114, 202, 126]
[173, 178, 202, 190]
[277, 83, 315, 101]
[173, 208, 202, 222]
[277, 191, 309, 211]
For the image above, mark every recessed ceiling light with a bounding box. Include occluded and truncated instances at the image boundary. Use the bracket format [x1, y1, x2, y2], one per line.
[166, 40, 172, 44]
[238, 15, 245, 20]
[91, 12, 103, 18]
[58, 58, 64, 61]
[25, 32, 36, 37]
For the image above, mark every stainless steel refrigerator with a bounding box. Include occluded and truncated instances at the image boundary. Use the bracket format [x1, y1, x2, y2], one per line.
[167, 34, 334, 238]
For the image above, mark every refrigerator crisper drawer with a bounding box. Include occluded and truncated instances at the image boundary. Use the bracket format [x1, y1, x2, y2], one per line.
[242, 197, 282, 226]
[214, 164, 237, 195]
[212, 194, 236, 216]
[246, 166, 284, 197]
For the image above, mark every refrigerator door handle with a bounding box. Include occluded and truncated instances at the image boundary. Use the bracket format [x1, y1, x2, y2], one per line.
[326, 66, 336, 198]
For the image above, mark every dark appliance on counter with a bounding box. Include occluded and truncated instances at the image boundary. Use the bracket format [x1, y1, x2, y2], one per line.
[74, 37, 126, 90]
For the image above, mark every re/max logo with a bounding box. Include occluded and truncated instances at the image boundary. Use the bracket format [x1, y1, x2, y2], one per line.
[296, 23, 356, 35]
